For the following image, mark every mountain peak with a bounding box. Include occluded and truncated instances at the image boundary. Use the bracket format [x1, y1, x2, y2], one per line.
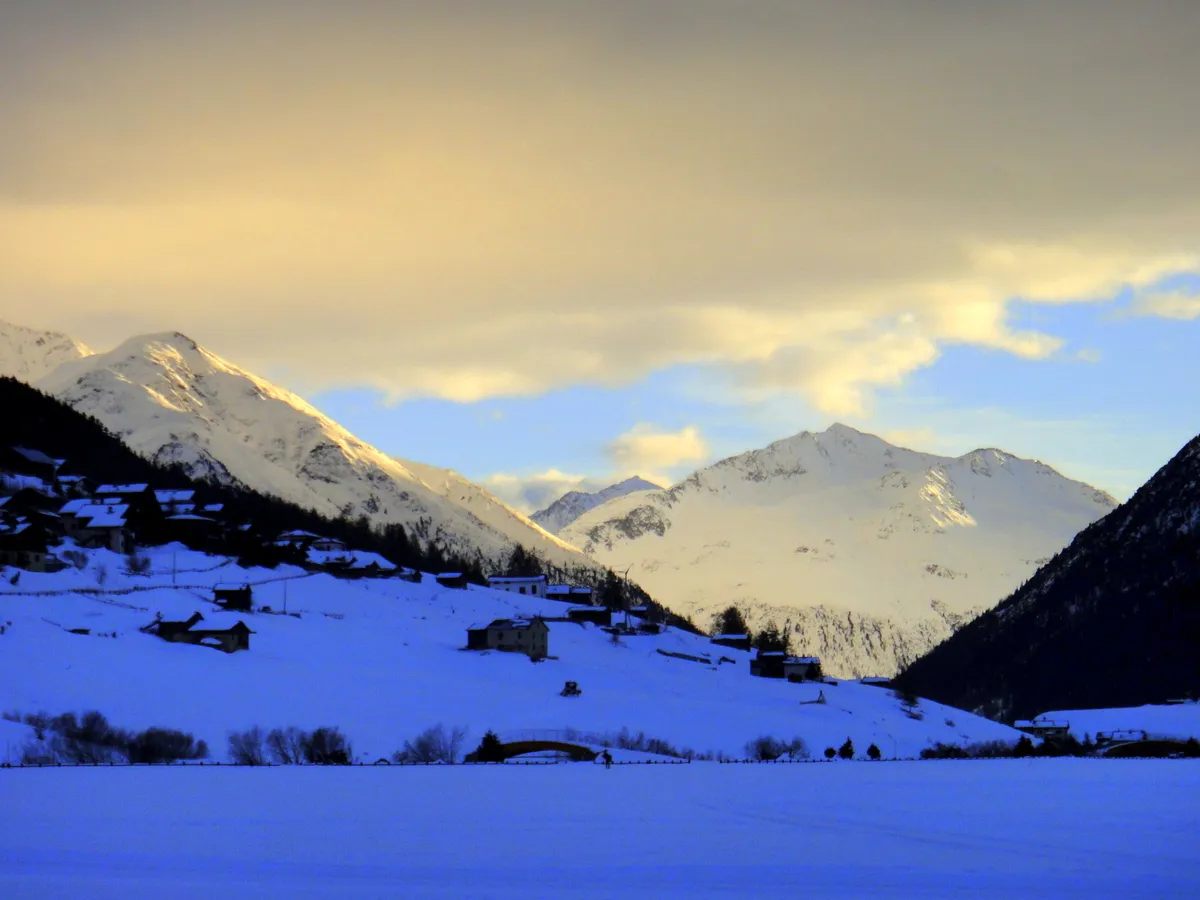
[0, 319, 93, 383]
[530, 475, 665, 533]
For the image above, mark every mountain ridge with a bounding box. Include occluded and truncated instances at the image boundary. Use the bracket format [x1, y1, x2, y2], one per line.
[32, 329, 595, 573]
[561, 423, 1117, 676]
[531, 475, 664, 533]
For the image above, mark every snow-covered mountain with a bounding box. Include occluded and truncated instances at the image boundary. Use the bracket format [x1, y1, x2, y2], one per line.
[531, 476, 664, 533]
[0, 319, 92, 382]
[34, 331, 592, 571]
[561, 424, 1117, 677]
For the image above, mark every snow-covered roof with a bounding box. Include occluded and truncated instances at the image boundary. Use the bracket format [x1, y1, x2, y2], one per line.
[568, 606, 605, 613]
[166, 514, 217, 522]
[57, 475, 87, 484]
[202, 503, 224, 512]
[278, 529, 320, 540]
[787, 656, 821, 665]
[713, 634, 748, 640]
[155, 489, 195, 503]
[76, 503, 130, 528]
[0, 522, 31, 535]
[759, 651, 785, 657]
[12, 446, 65, 467]
[488, 574, 547, 584]
[438, 572, 464, 579]
[95, 483, 149, 494]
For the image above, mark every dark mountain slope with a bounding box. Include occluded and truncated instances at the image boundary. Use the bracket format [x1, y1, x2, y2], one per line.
[896, 434, 1200, 721]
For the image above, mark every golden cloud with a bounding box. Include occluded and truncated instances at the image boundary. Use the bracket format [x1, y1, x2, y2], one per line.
[2, 1, 1198, 412]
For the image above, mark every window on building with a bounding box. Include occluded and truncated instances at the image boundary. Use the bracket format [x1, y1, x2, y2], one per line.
[519, 586, 526, 594]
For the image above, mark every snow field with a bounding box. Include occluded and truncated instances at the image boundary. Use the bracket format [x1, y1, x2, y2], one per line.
[2, 760, 1197, 898]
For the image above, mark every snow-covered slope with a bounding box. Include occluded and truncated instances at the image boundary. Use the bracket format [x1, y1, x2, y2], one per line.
[561, 424, 1117, 677]
[0, 319, 92, 382]
[1036, 703, 1200, 742]
[0, 542, 1025, 761]
[531, 476, 664, 533]
[35, 332, 591, 571]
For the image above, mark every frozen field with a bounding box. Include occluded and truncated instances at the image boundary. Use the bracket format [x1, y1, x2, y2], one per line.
[3, 760, 1198, 898]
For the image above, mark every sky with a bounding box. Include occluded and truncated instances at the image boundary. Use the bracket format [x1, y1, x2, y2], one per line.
[2, 1, 1199, 510]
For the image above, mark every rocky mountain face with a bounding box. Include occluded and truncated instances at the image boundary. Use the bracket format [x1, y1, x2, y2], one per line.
[561, 424, 1117, 677]
[0, 320, 92, 382]
[531, 476, 663, 533]
[897, 433, 1200, 721]
[34, 331, 594, 572]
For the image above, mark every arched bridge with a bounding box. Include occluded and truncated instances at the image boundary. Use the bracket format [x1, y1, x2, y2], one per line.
[1099, 738, 1192, 758]
[465, 740, 599, 763]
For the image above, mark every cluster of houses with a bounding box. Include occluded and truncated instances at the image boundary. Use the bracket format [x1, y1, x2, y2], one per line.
[0, 444, 240, 572]
[710, 632, 825, 682]
[273, 529, 411, 578]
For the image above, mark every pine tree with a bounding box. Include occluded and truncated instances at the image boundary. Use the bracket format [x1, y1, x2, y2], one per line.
[838, 737, 855, 759]
[713, 605, 751, 638]
[474, 730, 505, 763]
[867, 743, 881, 760]
[753, 619, 791, 654]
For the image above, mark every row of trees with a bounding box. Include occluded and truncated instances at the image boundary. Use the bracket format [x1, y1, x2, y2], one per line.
[6, 710, 208, 765]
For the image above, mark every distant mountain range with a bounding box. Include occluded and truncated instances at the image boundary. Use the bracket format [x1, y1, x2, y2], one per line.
[560, 425, 1117, 676]
[531, 476, 663, 533]
[1, 321, 594, 575]
[897, 431, 1200, 721]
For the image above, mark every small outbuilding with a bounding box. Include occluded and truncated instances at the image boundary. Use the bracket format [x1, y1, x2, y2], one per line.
[546, 584, 595, 604]
[567, 606, 612, 627]
[487, 574, 547, 597]
[711, 633, 752, 652]
[148, 611, 254, 653]
[436, 571, 469, 589]
[466, 617, 550, 659]
[213, 584, 253, 612]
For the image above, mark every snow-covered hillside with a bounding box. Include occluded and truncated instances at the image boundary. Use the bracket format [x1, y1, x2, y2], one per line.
[531, 476, 664, 533]
[0, 543, 1024, 761]
[561, 424, 1117, 677]
[1036, 704, 1200, 742]
[0, 319, 92, 382]
[34, 332, 590, 572]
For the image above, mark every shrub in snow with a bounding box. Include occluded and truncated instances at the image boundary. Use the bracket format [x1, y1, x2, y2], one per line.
[127, 728, 208, 764]
[61, 549, 88, 570]
[744, 736, 810, 761]
[393, 724, 467, 764]
[838, 738, 855, 760]
[124, 551, 152, 576]
[266, 726, 307, 765]
[1185, 738, 1200, 758]
[302, 727, 352, 765]
[867, 743, 882, 760]
[228, 727, 268, 765]
[824, 747, 836, 759]
[94, 563, 108, 586]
